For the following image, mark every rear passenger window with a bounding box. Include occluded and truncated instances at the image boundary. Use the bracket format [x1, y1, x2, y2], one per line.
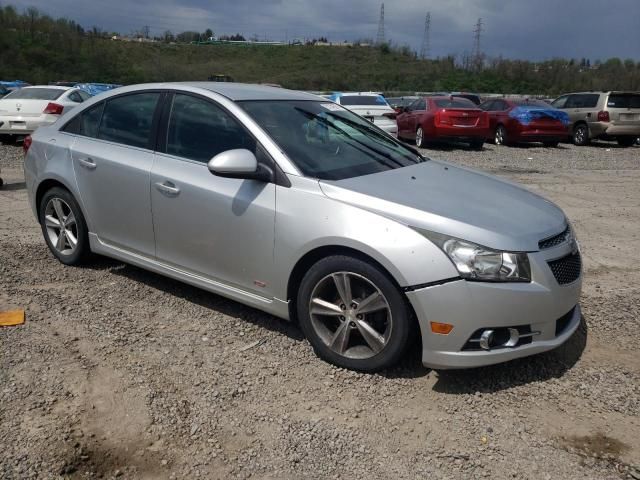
[62, 102, 104, 137]
[98, 93, 160, 149]
[166, 94, 256, 163]
[565, 94, 599, 109]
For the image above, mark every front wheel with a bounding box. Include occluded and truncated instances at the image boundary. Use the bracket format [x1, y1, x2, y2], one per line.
[297, 255, 412, 372]
[494, 125, 507, 145]
[415, 126, 426, 148]
[39, 187, 90, 265]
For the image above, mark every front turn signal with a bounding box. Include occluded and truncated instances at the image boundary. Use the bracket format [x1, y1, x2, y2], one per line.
[430, 322, 454, 335]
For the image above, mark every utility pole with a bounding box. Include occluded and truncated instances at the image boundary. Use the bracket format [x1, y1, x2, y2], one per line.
[473, 18, 483, 69]
[420, 12, 431, 59]
[376, 3, 385, 45]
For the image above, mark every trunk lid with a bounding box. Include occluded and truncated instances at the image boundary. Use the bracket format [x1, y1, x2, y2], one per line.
[0, 98, 49, 117]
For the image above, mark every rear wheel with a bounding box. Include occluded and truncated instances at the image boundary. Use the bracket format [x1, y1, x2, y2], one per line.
[415, 127, 426, 148]
[572, 124, 590, 146]
[39, 187, 90, 265]
[617, 136, 635, 147]
[543, 140, 559, 148]
[297, 255, 411, 372]
[494, 125, 507, 145]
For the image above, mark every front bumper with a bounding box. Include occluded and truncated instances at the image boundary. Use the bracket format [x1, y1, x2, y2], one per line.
[406, 241, 582, 369]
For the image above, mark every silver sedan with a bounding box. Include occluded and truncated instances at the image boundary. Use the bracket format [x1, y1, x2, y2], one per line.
[24, 82, 582, 372]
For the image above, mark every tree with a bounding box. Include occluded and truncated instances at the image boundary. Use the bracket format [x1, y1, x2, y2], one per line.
[204, 28, 213, 39]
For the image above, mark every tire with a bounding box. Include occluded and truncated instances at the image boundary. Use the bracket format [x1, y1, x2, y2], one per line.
[39, 187, 90, 265]
[543, 140, 559, 148]
[572, 124, 590, 146]
[494, 125, 507, 146]
[617, 136, 635, 147]
[415, 126, 426, 148]
[0, 177, 3, 189]
[469, 139, 484, 150]
[296, 255, 412, 372]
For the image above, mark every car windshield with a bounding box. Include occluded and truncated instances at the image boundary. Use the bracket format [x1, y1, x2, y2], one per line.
[240, 100, 425, 180]
[607, 93, 640, 109]
[339, 95, 388, 106]
[4, 88, 64, 100]
[434, 98, 477, 108]
[511, 99, 551, 108]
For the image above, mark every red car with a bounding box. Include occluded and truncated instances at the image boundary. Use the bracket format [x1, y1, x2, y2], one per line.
[479, 98, 570, 147]
[396, 96, 489, 149]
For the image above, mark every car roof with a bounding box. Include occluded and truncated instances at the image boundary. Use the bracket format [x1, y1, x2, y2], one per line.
[22, 85, 72, 91]
[176, 82, 319, 101]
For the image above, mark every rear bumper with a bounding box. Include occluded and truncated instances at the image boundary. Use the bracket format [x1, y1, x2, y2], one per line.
[511, 125, 568, 142]
[433, 127, 489, 140]
[374, 120, 398, 135]
[604, 124, 640, 137]
[406, 242, 582, 369]
[0, 115, 54, 134]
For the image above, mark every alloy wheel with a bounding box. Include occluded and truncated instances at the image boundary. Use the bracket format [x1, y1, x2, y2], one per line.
[495, 126, 505, 145]
[416, 127, 424, 148]
[574, 126, 587, 145]
[308, 272, 393, 359]
[44, 197, 78, 256]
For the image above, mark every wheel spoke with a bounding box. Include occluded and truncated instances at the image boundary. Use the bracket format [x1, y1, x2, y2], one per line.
[52, 198, 65, 222]
[329, 321, 351, 354]
[310, 298, 343, 316]
[64, 212, 76, 228]
[55, 230, 66, 251]
[45, 215, 61, 229]
[332, 273, 352, 307]
[356, 291, 387, 314]
[65, 229, 78, 247]
[355, 319, 385, 354]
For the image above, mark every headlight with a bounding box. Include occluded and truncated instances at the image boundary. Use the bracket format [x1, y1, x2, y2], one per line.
[414, 229, 531, 282]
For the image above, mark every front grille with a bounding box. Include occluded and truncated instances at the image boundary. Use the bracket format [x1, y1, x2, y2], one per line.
[539, 225, 569, 250]
[555, 307, 576, 336]
[547, 252, 581, 285]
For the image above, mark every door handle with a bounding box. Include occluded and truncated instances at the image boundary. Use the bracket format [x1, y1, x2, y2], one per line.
[155, 181, 180, 196]
[78, 157, 96, 170]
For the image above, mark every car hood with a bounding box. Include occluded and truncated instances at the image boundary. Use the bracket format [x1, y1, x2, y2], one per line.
[319, 160, 566, 252]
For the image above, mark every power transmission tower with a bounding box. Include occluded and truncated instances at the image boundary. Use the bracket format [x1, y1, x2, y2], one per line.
[376, 3, 385, 45]
[420, 12, 431, 59]
[473, 18, 483, 69]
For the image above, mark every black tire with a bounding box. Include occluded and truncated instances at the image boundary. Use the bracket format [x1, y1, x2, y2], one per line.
[0, 177, 3, 188]
[415, 126, 426, 148]
[296, 255, 412, 372]
[543, 140, 559, 148]
[494, 125, 508, 146]
[572, 124, 590, 146]
[469, 139, 484, 150]
[617, 136, 635, 147]
[39, 187, 90, 265]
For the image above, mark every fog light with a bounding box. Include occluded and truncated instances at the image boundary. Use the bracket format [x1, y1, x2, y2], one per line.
[430, 322, 454, 335]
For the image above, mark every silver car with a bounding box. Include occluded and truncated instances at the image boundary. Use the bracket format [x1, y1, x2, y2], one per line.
[24, 83, 582, 372]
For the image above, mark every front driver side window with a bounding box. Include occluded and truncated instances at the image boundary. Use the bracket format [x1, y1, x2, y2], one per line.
[552, 96, 568, 109]
[166, 94, 256, 163]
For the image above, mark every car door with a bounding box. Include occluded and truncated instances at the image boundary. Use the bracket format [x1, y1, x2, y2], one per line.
[150, 92, 276, 296]
[407, 99, 427, 139]
[70, 91, 161, 256]
[480, 100, 497, 134]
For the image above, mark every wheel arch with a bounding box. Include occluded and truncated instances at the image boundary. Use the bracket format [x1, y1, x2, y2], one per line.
[35, 177, 91, 231]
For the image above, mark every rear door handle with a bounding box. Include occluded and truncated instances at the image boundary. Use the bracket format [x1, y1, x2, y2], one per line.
[155, 181, 180, 196]
[78, 157, 96, 170]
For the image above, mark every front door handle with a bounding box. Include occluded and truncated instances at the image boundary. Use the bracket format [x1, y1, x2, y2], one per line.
[78, 157, 96, 170]
[155, 181, 180, 196]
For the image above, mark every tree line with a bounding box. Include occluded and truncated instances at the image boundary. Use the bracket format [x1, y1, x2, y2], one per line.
[1, 5, 638, 94]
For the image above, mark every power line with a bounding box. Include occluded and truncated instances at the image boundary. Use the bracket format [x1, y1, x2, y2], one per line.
[376, 3, 385, 45]
[420, 12, 431, 59]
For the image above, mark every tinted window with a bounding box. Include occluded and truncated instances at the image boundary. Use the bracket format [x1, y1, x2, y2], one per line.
[551, 96, 568, 109]
[4, 88, 64, 100]
[98, 93, 160, 148]
[68, 91, 83, 103]
[607, 93, 640, 109]
[434, 98, 477, 108]
[78, 91, 91, 101]
[62, 102, 105, 137]
[339, 95, 388, 106]
[167, 94, 255, 162]
[240, 100, 424, 181]
[565, 94, 599, 109]
[511, 99, 551, 108]
[479, 100, 495, 111]
[409, 99, 426, 111]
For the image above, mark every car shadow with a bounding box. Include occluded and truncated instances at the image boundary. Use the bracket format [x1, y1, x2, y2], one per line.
[82, 256, 305, 342]
[431, 315, 588, 394]
[0, 181, 26, 191]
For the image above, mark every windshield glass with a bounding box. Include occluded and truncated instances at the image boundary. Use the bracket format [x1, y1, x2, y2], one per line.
[434, 98, 477, 108]
[339, 95, 388, 106]
[4, 88, 64, 100]
[511, 99, 551, 108]
[240, 100, 425, 180]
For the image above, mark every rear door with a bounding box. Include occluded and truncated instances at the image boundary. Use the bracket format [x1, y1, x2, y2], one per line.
[565, 93, 600, 125]
[70, 91, 162, 256]
[150, 92, 277, 296]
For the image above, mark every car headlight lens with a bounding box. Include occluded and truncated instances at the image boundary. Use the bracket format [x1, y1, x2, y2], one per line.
[415, 230, 531, 282]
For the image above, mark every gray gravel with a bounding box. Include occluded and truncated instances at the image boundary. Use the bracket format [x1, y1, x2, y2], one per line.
[1, 140, 639, 479]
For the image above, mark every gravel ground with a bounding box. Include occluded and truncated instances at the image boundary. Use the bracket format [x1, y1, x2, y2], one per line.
[1, 139, 639, 480]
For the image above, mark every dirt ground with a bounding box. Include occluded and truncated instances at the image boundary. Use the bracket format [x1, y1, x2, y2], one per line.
[1, 140, 639, 480]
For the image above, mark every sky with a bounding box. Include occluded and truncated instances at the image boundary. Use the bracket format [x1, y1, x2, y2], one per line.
[14, 0, 640, 60]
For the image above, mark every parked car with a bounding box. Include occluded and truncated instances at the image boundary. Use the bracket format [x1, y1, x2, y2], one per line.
[0, 86, 90, 136]
[24, 82, 582, 372]
[551, 91, 640, 147]
[386, 96, 419, 114]
[74, 83, 122, 97]
[328, 92, 398, 136]
[479, 98, 569, 147]
[397, 96, 489, 149]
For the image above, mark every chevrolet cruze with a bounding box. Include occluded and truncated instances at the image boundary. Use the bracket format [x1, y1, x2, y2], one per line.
[24, 83, 582, 372]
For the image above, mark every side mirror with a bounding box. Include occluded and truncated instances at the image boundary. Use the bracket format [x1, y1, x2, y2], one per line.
[207, 149, 273, 182]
